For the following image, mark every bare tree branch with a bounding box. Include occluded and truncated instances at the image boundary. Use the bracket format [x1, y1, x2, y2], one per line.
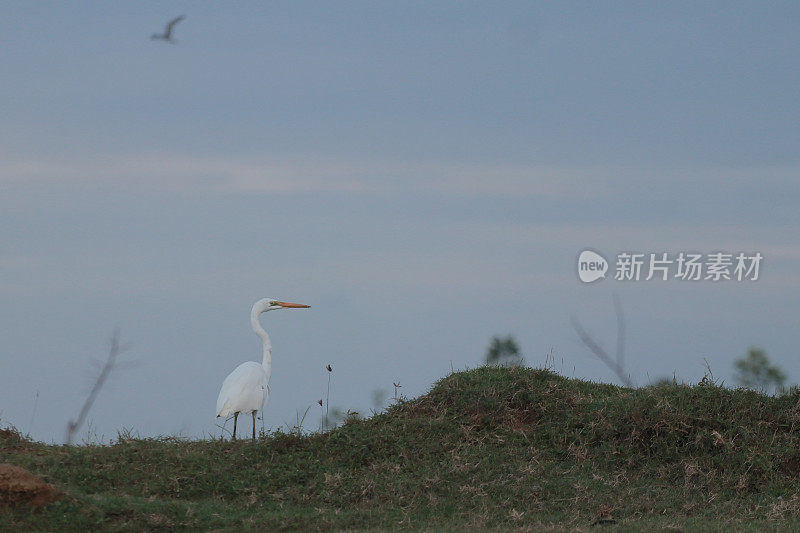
[613, 294, 625, 371]
[571, 298, 632, 387]
[65, 329, 124, 445]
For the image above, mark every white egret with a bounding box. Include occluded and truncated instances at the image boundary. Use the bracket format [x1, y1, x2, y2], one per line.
[216, 298, 310, 440]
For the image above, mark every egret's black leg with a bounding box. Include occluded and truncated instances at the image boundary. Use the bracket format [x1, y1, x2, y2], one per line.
[233, 412, 238, 440]
[252, 411, 257, 440]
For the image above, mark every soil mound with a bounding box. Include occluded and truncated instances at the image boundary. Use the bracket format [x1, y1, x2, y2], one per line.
[0, 464, 60, 508]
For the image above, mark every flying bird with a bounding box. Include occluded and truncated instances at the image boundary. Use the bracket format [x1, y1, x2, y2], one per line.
[151, 15, 185, 43]
[216, 298, 310, 440]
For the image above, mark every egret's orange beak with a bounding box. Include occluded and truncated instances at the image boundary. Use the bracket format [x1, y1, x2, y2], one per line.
[275, 301, 310, 308]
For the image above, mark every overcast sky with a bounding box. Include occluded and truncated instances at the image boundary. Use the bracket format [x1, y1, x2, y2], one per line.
[2, 2, 799, 443]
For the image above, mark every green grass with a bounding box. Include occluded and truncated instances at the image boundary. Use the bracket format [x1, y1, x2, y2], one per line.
[3, 366, 800, 530]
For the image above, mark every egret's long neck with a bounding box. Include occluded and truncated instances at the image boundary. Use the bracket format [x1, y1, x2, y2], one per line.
[251, 308, 272, 382]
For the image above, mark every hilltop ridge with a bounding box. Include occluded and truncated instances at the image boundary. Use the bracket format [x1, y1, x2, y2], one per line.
[3, 366, 800, 530]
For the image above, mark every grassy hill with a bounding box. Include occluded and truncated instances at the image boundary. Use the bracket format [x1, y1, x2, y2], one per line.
[3, 366, 800, 530]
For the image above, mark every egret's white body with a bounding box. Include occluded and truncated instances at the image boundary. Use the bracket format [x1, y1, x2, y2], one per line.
[216, 297, 309, 439]
[215, 361, 269, 419]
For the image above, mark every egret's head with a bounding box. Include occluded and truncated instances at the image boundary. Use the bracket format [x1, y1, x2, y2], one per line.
[253, 298, 310, 314]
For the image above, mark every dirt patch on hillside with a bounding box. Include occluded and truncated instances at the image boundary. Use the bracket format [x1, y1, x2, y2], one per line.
[0, 463, 61, 508]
